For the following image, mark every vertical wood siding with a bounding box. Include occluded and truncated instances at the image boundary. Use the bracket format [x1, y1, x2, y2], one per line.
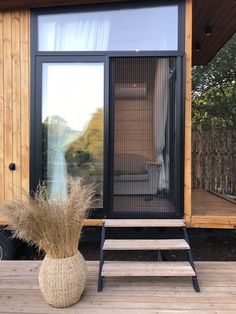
[0, 12, 4, 203]
[0, 10, 30, 206]
[184, 0, 193, 226]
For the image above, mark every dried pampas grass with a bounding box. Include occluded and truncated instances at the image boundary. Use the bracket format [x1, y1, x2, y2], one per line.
[0, 178, 94, 259]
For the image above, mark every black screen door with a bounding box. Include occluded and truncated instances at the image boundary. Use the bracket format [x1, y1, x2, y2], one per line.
[109, 57, 181, 218]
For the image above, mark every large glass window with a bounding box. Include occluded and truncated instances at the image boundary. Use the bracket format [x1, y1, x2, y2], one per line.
[38, 5, 178, 52]
[41, 62, 104, 206]
[31, 2, 184, 217]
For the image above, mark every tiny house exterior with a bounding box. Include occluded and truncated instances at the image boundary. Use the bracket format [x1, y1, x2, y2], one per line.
[0, 0, 235, 239]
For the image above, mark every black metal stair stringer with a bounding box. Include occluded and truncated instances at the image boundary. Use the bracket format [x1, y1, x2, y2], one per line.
[97, 222, 105, 292]
[183, 227, 200, 292]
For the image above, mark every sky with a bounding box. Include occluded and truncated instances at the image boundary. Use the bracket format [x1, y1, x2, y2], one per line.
[42, 62, 104, 131]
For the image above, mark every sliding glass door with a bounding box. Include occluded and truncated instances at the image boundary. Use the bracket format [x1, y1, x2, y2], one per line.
[34, 57, 106, 209]
[32, 55, 182, 217]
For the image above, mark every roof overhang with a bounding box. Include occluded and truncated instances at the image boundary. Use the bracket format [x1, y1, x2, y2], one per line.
[0, 0, 235, 65]
[192, 0, 236, 65]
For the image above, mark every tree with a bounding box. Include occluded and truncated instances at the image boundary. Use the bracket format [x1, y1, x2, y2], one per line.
[65, 108, 103, 180]
[192, 33, 236, 130]
[78, 108, 103, 161]
[67, 108, 103, 162]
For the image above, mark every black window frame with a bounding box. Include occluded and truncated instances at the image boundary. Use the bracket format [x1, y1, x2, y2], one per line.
[30, 0, 186, 219]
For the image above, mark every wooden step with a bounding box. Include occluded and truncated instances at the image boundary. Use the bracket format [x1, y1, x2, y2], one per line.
[103, 239, 190, 251]
[102, 261, 195, 277]
[104, 219, 185, 228]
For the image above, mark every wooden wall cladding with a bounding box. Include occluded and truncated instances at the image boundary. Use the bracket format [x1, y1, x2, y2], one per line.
[0, 10, 30, 205]
[184, 0, 192, 226]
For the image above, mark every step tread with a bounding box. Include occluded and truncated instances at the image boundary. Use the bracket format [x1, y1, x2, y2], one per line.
[104, 219, 185, 228]
[103, 239, 190, 251]
[102, 261, 195, 277]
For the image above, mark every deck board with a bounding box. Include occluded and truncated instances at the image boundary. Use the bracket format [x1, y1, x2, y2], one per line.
[104, 219, 185, 228]
[1, 261, 236, 313]
[103, 239, 190, 250]
[192, 189, 236, 216]
[102, 261, 195, 277]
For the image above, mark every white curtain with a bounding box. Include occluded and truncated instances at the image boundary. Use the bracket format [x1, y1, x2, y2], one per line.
[47, 118, 67, 200]
[39, 17, 110, 51]
[153, 58, 169, 189]
[46, 117, 78, 200]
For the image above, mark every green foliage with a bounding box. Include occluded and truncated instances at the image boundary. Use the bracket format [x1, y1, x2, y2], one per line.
[77, 108, 103, 161]
[42, 108, 103, 184]
[66, 108, 103, 162]
[192, 33, 236, 130]
[65, 108, 103, 179]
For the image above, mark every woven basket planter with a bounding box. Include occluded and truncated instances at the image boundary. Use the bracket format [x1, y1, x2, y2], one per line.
[39, 251, 86, 308]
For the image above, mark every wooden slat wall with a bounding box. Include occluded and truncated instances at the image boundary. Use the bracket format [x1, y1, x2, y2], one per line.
[0, 10, 30, 207]
[3, 12, 13, 202]
[0, 12, 4, 203]
[12, 11, 21, 200]
[184, 0, 192, 227]
[115, 99, 154, 161]
[20, 10, 30, 201]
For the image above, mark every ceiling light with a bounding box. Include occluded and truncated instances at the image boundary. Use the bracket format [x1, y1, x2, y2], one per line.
[194, 43, 201, 52]
[205, 26, 213, 36]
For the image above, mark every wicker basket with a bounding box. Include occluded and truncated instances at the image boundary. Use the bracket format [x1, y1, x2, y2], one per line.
[39, 251, 86, 308]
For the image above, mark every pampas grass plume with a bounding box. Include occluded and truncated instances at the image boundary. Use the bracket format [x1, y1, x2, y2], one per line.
[0, 178, 94, 259]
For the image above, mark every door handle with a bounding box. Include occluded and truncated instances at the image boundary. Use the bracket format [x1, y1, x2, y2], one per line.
[9, 163, 16, 171]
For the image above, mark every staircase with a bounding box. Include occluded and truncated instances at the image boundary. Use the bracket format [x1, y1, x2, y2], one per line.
[98, 219, 200, 292]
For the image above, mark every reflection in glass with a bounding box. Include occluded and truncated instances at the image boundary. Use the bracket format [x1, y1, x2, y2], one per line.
[42, 63, 104, 207]
[38, 5, 178, 52]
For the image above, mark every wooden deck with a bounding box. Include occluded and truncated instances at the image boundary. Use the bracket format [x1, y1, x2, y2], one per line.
[192, 189, 236, 216]
[1, 261, 236, 313]
[191, 189, 236, 228]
